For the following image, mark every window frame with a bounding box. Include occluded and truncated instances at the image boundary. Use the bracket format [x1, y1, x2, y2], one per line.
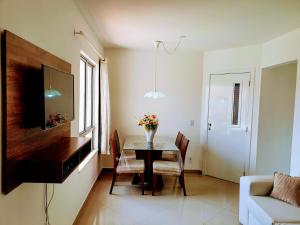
[79, 55, 95, 135]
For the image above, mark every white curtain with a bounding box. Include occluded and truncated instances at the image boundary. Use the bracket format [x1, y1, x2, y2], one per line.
[100, 62, 111, 154]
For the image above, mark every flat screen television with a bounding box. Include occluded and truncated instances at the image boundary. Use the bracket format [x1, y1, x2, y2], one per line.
[42, 64, 74, 130]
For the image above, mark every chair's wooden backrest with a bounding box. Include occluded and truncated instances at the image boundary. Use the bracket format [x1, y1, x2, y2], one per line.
[113, 130, 121, 158]
[175, 132, 183, 148]
[179, 136, 189, 164]
[110, 134, 119, 170]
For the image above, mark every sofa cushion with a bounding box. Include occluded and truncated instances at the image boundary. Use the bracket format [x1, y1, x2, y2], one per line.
[270, 172, 300, 207]
[247, 196, 300, 225]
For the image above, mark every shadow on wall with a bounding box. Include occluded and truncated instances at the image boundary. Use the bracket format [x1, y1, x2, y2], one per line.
[256, 61, 297, 175]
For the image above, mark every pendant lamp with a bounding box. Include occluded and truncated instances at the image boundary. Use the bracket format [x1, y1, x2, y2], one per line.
[144, 36, 186, 99]
[144, 41, 165, 99]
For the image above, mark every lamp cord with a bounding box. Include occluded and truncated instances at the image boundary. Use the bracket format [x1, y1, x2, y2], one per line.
[161, 36, 185, 55]
[49, 72, 52, 89]
[154, 45, 159, 91]
[45, 184, 55, 225]
[151, 36, 185, 95]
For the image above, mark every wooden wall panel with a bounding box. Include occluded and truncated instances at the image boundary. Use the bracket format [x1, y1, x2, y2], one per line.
[2, 30, 72, 194]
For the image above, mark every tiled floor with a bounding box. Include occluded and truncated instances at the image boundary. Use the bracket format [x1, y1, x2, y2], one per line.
[74, 172, 240, 225]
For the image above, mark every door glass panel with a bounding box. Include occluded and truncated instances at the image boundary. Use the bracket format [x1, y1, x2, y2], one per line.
[232, 83, 240, 125]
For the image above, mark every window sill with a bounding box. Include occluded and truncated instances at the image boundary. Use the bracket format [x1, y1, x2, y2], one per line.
[79, 126, 94, 137]
[78, 149, 98, 172]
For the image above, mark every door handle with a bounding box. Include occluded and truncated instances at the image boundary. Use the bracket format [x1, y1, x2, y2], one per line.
[208, 123, 212, 131]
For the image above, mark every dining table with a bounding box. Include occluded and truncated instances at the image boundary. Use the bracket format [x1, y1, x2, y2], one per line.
[123, 135, 179, 190]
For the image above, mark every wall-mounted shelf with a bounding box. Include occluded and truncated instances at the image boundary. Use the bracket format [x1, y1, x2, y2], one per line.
[19, 137, 92, 183]
[2, 30, 76, 194]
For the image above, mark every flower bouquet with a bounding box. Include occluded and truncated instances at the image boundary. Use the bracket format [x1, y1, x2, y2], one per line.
[138, 114, 159, 143]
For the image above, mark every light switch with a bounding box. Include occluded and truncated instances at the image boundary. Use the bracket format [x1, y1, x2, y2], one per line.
[190, 120, 195, 127]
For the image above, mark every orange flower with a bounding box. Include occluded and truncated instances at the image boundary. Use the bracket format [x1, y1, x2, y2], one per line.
[137, 114, 159, 130]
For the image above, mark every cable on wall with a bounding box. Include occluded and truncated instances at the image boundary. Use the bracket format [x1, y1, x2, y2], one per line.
[45, 184, 55, 225]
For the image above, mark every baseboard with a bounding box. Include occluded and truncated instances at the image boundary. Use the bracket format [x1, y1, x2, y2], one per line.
[184, 169, 202, 175]
[72, 172, 101, 225]
[99, 167, 113, 176]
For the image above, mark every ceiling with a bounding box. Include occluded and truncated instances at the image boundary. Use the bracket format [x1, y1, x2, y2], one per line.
[75, 0, 300, 50]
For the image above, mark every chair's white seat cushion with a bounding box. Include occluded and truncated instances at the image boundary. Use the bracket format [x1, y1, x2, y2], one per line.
[161, 151, 177, 161]
[116, 159, 144, 174]
[247, 196, 300, 225]
[121, 150, 136, 160]
[153, 160, 182, 175]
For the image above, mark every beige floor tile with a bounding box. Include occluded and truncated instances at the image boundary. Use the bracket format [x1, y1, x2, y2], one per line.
[204, 211, 240, 225]
[74, 172, 240, 225]
[139, 198, 224, 225]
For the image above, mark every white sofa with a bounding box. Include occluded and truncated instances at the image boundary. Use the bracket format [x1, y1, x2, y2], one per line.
[239, 176, 300, 225]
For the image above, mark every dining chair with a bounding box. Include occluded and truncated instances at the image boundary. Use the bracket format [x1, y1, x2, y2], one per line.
[152, 135, 190, 196]
[109, 131, 145, 195]
[175, 131, 183, 148]
[161, 131, 183, 161]
[114, 130, 136, 160]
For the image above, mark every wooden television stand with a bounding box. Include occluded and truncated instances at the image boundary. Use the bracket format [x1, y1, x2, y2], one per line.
[19, 137, 92, 183]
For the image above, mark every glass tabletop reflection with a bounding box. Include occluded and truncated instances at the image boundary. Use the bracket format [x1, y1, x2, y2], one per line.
[123, 135, 179, 151]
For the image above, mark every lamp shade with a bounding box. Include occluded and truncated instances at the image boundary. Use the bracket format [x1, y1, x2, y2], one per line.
[144, 90, 166, 99]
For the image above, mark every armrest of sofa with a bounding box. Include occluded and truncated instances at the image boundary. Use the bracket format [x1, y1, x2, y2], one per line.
[239, 176, 274, 225]
[242, 176, 274, 196]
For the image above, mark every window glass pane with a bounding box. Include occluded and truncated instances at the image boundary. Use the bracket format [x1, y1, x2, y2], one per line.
[232, 83, 240, 125]
[86, 65, 93, 128]
[79, 59, 86, 132]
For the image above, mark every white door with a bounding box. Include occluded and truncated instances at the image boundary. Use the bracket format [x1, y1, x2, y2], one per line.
[206, 73, 251, 183]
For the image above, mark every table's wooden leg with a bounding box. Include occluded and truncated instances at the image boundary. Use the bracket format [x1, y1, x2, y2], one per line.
[132, 150, 164, 191]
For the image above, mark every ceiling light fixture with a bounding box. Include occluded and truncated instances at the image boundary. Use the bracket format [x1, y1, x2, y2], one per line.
[144, 36, 186, 99]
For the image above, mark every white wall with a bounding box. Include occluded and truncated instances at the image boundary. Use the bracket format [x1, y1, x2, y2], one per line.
[0, 0, 103, 224]
[203, 45, 262, 72]
[261, 28, 300, 176]
[106, 49, 203, 170]
[201, 45, 262, 175]
[201, 28, 300, 176]
[256, 63, 297, 175]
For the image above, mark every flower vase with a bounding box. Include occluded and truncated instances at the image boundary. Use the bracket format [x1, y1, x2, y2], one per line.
[144, 127, 157, 143]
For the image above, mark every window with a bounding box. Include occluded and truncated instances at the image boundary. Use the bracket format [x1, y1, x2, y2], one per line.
[232, 83, 240, 126]
[78, 55, 101, 171]
[79, 56, 95, 134]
